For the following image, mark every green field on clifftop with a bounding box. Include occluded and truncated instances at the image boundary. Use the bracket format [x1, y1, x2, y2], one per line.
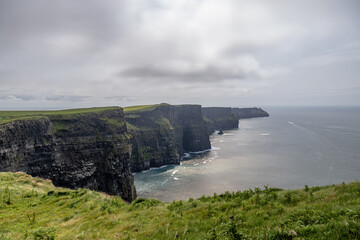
[123, 103, 169, 113]
[0, 107, 119, 125]
[0, 172, 359, 239]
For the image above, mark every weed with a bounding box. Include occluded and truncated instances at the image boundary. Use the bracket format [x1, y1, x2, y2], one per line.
[31, 227, 56, 240]
[26, 210, 36, 224]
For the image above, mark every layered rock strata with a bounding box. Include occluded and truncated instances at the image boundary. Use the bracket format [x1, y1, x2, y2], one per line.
[231, 107, 269, 119]
[202, 107, 239, 134]
[0, 108, 136, 202]
[124, 104, 211, 172]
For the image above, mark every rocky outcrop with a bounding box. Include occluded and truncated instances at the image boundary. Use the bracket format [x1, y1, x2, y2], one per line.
[231, 107, 269, 119]
[0, 108, 136, 202]
[202, 107, 239, 134]
[125, 104, 211, 172]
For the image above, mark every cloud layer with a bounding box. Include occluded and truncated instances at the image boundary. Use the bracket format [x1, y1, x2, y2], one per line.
[0, 0, 359, 109]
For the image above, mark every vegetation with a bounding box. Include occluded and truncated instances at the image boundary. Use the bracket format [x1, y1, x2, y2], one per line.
[101, 117, 125, 128]
[0, 107, 119, 125]
[0, 173, 359, 239]
[123, 103, 169, 113]
[155, 117, 174, 130]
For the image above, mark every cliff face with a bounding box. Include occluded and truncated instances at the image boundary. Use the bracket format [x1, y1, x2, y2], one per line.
[0, 108, 136, 202]
[231, 107, 269, 119]
[125, 104, 211, 172]
[202, 107, 239, 134]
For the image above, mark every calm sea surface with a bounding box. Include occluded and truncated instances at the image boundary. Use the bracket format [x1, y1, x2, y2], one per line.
[134, 106, 360, 202]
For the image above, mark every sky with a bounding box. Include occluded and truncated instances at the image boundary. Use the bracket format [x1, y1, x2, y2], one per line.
[0, 0, 359, 110]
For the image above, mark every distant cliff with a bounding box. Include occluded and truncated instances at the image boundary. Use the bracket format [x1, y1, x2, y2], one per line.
[202, 107, 239, 134]
[231, 107, 269, 119]
[124, 104, 211, 172]
[0, 108, 136, 202]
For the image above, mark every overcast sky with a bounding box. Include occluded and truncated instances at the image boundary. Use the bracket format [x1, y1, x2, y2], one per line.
[0, 0, 359, 109]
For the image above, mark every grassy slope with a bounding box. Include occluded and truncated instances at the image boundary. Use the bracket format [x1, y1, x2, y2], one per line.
[0, 107, 119, 125]
[0, 172, 359, 240]
[123, 103, 169, 114]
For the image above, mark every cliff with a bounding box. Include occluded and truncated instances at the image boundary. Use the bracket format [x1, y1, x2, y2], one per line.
[202, 107, 239, 134]
[124, 104, 211, 172]
[231, 107, 269, 119]
[0, 107, 136, 202]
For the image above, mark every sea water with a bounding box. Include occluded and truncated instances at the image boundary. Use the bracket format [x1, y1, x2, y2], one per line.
[134, 106, 360, 202]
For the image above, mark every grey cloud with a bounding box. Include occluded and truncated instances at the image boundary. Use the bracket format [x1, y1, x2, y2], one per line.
[0, 93, 37, 101]
[121, 64, 248, 82]
[44, 95, 89, 102]
[12, 94, 38, 101]
[0, 92, 88, 102]
[0, 0, 359, 109]
[0, 1, 125, 46]
[105, 96, 137, 102]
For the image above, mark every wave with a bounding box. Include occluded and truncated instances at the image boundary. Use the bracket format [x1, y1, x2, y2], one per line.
[138, 164, 172, 174]
[188, 149, 212, 154]
[237, 143, 247, 145]
[288, 121, 299, 127]
[171, 170, 178, 176]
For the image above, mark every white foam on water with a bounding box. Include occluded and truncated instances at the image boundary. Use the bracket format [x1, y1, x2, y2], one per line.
[194, 163, 198, 166]
[259, 133, 270, 136]
[157, 165, 170, 169]
[188, 149, 211, 154]
[211, 146, 220, 150]
[174, 177, 179, 180]
[171, 170, 178, 176]
[288, 121, 298, 127]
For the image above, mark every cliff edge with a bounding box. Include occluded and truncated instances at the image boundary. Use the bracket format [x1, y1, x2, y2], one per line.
[0, 107, 136, 202]
[202, 107, 239, 134]
[124, 104, 211, 172]
[231, 107, 269, 119]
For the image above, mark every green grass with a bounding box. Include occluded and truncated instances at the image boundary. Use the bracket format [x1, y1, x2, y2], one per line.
[1, 172, 359, 239]
[123, 103, 169, 113]
[0, 107, 120, 125]
[101, 117, 125, 128]
[155, 117, 174, 130]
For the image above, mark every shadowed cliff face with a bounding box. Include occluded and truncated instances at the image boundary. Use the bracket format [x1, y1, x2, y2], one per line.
[231, 107, 269, 119]
[125, 105, 211, 172]
[202, 107, 239, 134]
[0, 109, 136, 202]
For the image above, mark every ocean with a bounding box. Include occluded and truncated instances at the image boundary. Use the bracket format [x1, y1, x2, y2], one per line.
[134, 106, 360, 202]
